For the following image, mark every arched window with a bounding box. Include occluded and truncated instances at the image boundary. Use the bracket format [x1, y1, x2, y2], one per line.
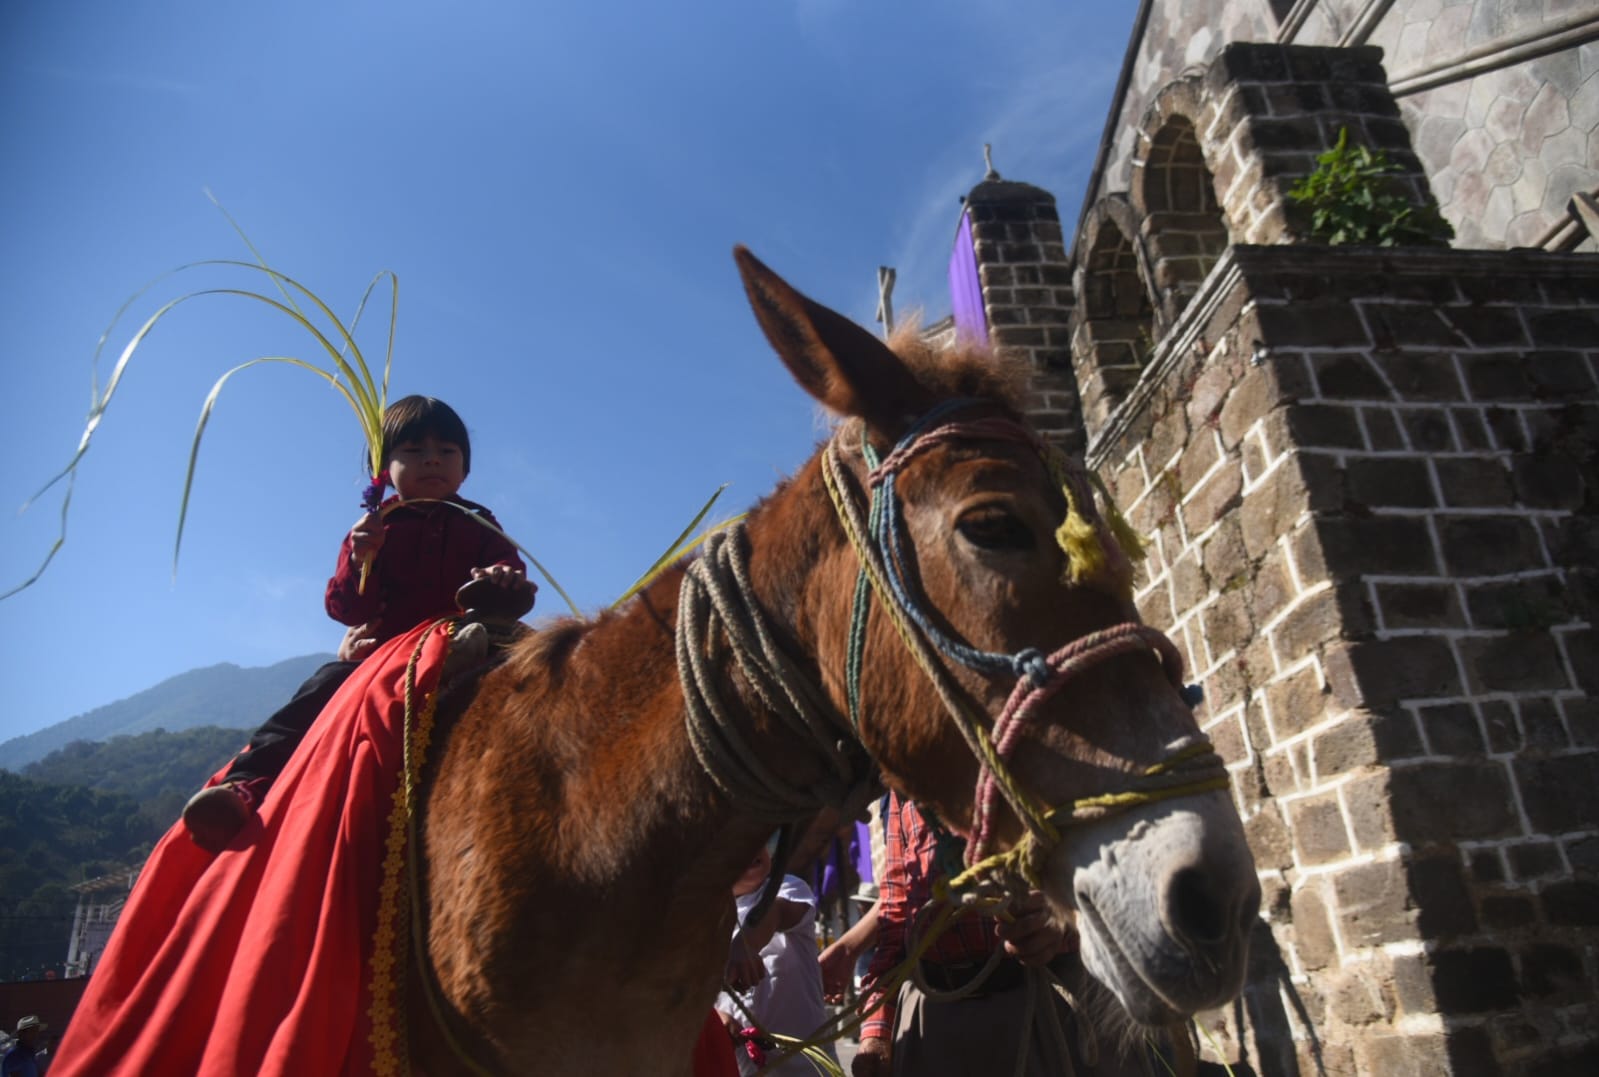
[1140, 115, 1229, 323]
[1072, 208, 1156, 432]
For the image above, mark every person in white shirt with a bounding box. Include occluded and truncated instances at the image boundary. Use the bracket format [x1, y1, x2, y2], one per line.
[717, 845, 839, 1076]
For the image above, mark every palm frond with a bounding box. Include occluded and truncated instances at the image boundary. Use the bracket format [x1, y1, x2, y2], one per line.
[612, 484, 740, 607]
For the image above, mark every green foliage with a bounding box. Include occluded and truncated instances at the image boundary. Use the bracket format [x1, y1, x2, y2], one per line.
[0, 769, 164, 979]
[0, 727, 251, 978]
[1288, 127, 1454, 248]
[23, 726, 245, 802]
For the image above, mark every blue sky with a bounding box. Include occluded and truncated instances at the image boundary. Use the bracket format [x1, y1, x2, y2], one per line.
[0, 0, 1135, 747]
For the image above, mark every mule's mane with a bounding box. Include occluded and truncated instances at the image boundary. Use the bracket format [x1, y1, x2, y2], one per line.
[883, 321, 1030, 416]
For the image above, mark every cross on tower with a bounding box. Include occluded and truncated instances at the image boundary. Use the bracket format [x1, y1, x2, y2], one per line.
[875, 265, 896, 338]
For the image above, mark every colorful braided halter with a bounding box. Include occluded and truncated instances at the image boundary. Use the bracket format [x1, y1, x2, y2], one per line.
[820, 401, 1228, 891]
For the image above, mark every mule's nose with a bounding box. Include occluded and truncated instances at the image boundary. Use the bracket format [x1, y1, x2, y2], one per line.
[1165, 865, 1261, 960]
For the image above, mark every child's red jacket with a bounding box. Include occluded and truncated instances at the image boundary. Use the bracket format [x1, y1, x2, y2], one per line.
[325, 495, 527, 643]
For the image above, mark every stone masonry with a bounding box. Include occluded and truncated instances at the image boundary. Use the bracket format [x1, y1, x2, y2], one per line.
[962, 176, 1085, 457]
[1068, 43, 1441, 437]
[957, 37, 1599, 1077]
[1091, 1, 1599, 252]
[1093, 244, 1599, 1077]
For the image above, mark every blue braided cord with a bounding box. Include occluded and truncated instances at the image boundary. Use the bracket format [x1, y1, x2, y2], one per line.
[845, 436, 883, 730]
[871, 405, 1055, 690]
[877, 477, 1014, 678]
[847, 405, 976, 727]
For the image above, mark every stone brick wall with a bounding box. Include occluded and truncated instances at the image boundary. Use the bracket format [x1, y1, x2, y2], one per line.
[1074, 43, 1440, 449]
[1088, 2, 1599, 251]
[961, 177, 1084, 455]
[1368, 1, 1599, 250]
[1191, 43, 1434, 245]
[950, 10, 1599, 1070]
[1081, 244, 1599, 1075]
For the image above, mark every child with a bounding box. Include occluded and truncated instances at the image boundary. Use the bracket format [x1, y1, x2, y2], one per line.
[716, 845, 838, 1077]
[181, 395, 533, 852]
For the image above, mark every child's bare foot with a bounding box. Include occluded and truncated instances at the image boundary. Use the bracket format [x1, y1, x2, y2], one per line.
[182, 781, 259, 852]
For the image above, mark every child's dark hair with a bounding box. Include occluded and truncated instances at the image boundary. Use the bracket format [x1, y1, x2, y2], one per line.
[378, 395, 472, 475]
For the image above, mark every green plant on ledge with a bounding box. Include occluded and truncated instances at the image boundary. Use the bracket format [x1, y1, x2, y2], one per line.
[1288, 127, 1455, 247]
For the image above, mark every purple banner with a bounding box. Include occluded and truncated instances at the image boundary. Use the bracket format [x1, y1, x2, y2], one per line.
[949, 209, 988, 343]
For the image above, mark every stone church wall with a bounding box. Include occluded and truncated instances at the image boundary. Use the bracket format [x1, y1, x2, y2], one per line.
[1087, 244, 1599, 1076]
[1090, 1, 1598, 251]
[958, 31, 1599, 1075]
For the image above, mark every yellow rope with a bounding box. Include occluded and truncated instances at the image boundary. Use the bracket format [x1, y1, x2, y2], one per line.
[367, 619, 503, 1077]
[369, 619, 455, 1074]
[821, 443, 1057, 845]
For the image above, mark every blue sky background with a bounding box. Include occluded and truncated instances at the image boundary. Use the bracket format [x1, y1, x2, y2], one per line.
[0, 0, 1136, 746]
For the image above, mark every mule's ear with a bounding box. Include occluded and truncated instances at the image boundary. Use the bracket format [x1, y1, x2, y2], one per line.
[734, 246, 931, 429]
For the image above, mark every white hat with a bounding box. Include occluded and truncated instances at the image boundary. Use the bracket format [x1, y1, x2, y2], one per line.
[15, 1016, 45, 1033]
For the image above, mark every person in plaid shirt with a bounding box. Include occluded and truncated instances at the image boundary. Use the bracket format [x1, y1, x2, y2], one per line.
[853, 791, 1080, 1076]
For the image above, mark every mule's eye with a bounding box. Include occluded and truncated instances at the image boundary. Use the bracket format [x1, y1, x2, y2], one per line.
[956, 507, 1033, 551]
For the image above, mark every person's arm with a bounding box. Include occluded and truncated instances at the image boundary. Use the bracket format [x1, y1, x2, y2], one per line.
[855, 799, 912, 1076]
[468, 507, 535, 595]
[476, 508, 527, 572]
[728, 893, 807, 974]
[325, 517, 385, 625]
[726, 895, 777, 993]
[819, 901, 880, 1002]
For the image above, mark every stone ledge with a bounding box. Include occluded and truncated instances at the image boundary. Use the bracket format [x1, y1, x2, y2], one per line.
[1087, 244, 1599, 468]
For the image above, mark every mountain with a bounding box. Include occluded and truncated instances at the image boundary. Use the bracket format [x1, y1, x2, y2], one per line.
[0, 654, 335, 772]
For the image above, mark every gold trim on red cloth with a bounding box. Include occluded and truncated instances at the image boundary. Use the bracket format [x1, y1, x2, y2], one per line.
[368, 619, 454, 1075]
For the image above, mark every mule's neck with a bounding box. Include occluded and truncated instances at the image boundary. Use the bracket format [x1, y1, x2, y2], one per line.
[671, 451, 872, 822]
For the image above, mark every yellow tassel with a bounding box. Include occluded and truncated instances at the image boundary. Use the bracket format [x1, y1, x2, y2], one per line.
[1056, 510, 1112, 587]
[1089, 472, 1147, 563]
[1045, 448, 1143, 597]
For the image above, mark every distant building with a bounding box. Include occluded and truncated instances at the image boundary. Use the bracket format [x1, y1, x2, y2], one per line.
[65, 869, 138, 978]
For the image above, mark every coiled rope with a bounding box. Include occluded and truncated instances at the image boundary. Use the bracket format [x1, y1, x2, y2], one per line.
[677, 525, 871, 821]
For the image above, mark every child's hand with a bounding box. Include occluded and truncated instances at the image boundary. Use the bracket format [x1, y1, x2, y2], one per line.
[853, 1038, 890, 1077]
[349, 513, 385, 561]
[338, 618, 382, 663]
[725, 931, 766, 993]
[471, 564, 527, 590]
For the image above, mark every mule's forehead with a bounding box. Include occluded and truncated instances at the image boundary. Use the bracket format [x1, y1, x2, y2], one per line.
[904, 441, 1058, 500]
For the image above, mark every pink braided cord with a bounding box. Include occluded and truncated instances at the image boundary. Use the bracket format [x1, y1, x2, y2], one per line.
[868, 418, 1043, 486]
[968, 623, 1186, 864]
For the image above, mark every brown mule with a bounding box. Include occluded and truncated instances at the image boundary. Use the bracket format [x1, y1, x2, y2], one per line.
[407, 249, 1260, 1074]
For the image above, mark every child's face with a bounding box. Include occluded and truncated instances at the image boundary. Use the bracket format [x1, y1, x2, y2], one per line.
[734, 847, 773, 897]
[387, 435, 466, 501]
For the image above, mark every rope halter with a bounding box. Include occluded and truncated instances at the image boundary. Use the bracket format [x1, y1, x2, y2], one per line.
[820, 401, 1228, 893]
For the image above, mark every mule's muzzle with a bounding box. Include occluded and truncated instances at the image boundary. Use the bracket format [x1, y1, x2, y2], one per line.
[1166, 864, 1262, 970]
[1057, 795, 1259, 1026]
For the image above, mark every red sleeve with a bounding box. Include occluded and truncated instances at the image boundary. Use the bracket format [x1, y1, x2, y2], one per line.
[859, 794, 912, 1042]
[325, 530, 382, 626]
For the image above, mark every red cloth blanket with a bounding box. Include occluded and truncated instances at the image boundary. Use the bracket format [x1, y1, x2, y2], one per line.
[51, 621, 452, 1077]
